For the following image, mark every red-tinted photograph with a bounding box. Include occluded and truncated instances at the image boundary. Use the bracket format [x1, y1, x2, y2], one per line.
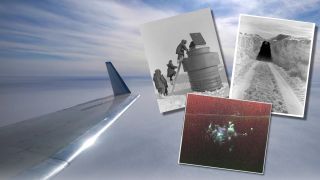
[179, 94, 272, 173]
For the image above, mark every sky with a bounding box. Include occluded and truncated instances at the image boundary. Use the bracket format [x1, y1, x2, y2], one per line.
[239, 15, 315, 39]
[0, 0, 319, 78]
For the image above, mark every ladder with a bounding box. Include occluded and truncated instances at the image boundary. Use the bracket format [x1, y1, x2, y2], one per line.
[170, 61, 182, 94]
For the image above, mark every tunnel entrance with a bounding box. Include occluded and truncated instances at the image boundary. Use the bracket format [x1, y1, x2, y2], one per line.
[256, 41, 272, 61]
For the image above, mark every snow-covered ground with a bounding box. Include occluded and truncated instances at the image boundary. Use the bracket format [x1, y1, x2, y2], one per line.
[272, 64, 306, 103]
[231, 60, 257, 100]
[191, 82, 229, 97]
[157, 74, 229, 113]
[157, 80, 191, 113]
[268, 63, 303, 115]
[231, 32, 311, 117]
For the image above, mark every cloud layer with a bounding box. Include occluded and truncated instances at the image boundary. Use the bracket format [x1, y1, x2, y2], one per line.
[0, 0, 319, 79]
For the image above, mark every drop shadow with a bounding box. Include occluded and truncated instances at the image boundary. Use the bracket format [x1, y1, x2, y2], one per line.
[210, 10, 231, 84]
[162, 106, 185, 115]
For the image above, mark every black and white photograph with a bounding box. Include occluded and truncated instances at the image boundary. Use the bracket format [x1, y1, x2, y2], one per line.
[140, 8, 229, 113]
[230, 15, 315, 117]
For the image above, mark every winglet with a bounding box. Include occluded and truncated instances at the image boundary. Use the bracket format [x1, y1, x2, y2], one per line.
[106, 62, 131, 96]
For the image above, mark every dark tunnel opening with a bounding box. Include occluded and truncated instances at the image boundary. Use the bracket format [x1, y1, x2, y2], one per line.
[256, 41, 272, 61]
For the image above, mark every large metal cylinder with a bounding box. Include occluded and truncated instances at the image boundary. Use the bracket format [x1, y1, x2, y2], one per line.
[182, 47, 222, 92]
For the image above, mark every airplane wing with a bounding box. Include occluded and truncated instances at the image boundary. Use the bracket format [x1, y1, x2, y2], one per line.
[0, 62, 139, 179]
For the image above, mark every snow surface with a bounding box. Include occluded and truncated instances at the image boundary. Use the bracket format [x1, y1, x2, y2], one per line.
[157, 81, 229, 113]
[243, 61, 288, 113]
[191, 82, 229, 97]
[156, 75, 192, 113]
[156, 67, 229, 113]
[268, 63, 303, 115]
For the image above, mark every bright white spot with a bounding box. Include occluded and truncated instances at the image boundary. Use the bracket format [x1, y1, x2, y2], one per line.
[82, 136, 98, 149]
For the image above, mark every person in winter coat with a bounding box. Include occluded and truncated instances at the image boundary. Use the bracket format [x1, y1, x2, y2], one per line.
[153, 69, 168, 96]
[176, 39, 188, 63]
[189, 41, 196, 50]
[167, 60, 177, 83]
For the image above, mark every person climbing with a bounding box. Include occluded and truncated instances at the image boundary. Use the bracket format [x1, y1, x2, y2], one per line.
[153, 69, 168, 97]
[189, 41, 196, 51]
[171, 40, 189, 94]
[167, 60, 177, 85]
[176, 39, 188, 63]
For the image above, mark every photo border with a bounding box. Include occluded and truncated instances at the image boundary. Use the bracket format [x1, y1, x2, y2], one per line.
[140, 8, 230, 114]
[228, 14, 316, 118]
[178, 93, 272, 174]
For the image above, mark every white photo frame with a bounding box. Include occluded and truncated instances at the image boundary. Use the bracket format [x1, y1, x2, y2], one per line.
[229, 14, 315, 118]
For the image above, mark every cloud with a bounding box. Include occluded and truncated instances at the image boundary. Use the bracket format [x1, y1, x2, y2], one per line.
[201, 0, 320, 18]
[0, 0, 319, 80]
[0, 0, 177, 77]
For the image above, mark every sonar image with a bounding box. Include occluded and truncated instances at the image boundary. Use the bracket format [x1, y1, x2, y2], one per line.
[179, 94, 272, 173]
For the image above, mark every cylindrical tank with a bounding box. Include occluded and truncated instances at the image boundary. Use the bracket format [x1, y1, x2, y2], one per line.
[182, 46, 222, 92]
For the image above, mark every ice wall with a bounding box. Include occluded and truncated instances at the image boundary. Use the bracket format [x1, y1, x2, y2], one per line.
[233, 33, 264, 80]
[270, 36, 312, 81]
[237, 32, 264, 61]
